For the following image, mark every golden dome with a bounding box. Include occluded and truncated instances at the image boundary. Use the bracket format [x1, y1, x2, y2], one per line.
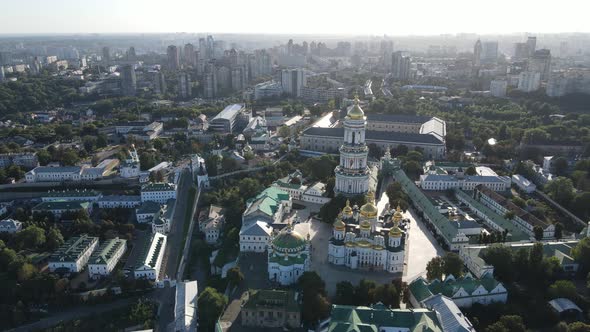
[389, 225, 402, 237]
[347, 96, 365, 120]
[343, 199, 353, 216]
[393, 204, 403, 223]
[360, 191, 378, 218]
[360, 219, 371, 229]
[334, 212, 346, 231]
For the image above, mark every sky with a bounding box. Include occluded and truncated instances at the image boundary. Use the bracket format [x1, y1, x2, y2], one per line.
[1, 0, 589, 35]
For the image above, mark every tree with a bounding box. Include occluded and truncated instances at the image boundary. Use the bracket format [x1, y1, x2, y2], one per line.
[426, 256, 444, 281]
[334, 281, 355, 305]
[465, 166, 477, 176]
[554, 222, 564, 240]
[17, 263, 36, 282]
[16, 225, 46, 250]
[374, 283, 400, 308]
[355, 279, 377, 306]
[548, 280, 577, 300]
[533, 225, 544, 241]
[545, 177, 575, 205]
[45, 227, 64, 251]
[443, 252, 464, 277]
[129, 298, 155, 328]
[298, 272, 330, 323]
[226, 266, 244, 287]
[504, 211, 515, 220]
[481, 244, 514, 282]
[61, 149, 80, 166]
[237, 178, 262, 200]
[568, 322, 590, 332]
[197, 287, 228, 331]
[552, 157, 569, 176]
[221, 157, 239, 172]
[485, 315, 526, 332]
[278, 125, 291, 138]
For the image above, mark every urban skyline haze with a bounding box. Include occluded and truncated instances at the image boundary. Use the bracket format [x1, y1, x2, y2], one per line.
[1, 0, 589, 35]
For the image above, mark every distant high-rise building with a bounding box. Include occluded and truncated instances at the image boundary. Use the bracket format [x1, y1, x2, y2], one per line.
[473, 39, 482, 67]
[178, 72, 192, 98]
[231, 66, 246, 91]
[527, 37, 537, 57]
[204, 72, 217, 99]
[167, 45, 180, 70]
[518, 71, 541, 92]
[391, 51, 411, 80]
[513, 43, 529, 60]
[121, 65, 137, 96]
[217, 66, 231, 92]
[255, 50, 272, 77]
[547, 74, 569, 97]
[31, 57, 41, 75]
[287, 39, 294, 55]
[153, 71, 166, 95]
[490, 79, 508, 97]
[102, 47, 111, 64]
[127, 46, 136, 60]
[559, 42, 568, 58]
[0, 66, 5, 82]
[79, 57, 87, 68]
[281, 68, 306, 97]
[481, 41, 498, 63]
[528, 49, 551, 81]
[184, 43, 196, 67]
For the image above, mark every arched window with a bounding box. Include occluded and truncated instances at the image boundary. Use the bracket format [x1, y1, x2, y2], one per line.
[351, 132, 355, 144]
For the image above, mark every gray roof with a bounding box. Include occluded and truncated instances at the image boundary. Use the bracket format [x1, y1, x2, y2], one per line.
[548, 298, 582, 313]
[136, 201, 161, 214]
[302, 127, 444, 144]
[31, 166, 81, 173]
[240, 221, 272, 236]
[99, 195, 141, 202]
[366, 113, 431, 123]
[422, 294, 475, 332]
[212, 104, 244, 121]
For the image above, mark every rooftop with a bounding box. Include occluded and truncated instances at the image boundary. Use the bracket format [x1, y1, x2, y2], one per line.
[88, 237, 126, 265]
[49, 234, 98, 263]
[141, 182, 176, 192]
[45, 189, 101, 198]
[212, 104, 244, 121]
[302, 127, 444, 145]
[33, 200, 90, 211]
[243, 289, 300, 312]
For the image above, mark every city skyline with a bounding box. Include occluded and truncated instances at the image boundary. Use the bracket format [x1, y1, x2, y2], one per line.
[1, 0, 589, 35]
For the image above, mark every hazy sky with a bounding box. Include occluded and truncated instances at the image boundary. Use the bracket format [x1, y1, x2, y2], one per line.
[1, 0, 589, 35]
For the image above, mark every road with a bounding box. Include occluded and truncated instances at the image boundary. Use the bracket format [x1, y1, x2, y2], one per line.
[156, 168, 195, 332]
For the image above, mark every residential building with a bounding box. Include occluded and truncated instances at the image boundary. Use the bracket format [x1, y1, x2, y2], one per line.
[490, 79, 507, 97]
[511, 174, 536, 193]
[48, 234, 99, 273]
[473, 40, 482, 67]
[136, 201, 163, 223]
[529, 49, 551, 81]
[42, 189, 102, 202]
[141, 182, 177, 204]
[132, 232, 167, 280]
[25, 166, 82, 182]
[409, 274, 507, 308]
[178, 72, 192, 98]
[241, 290, 301, 328]
[121, 64, 136, 96]
[0, 152, 38, 169]
[281, 68, 306, 97]
[518, 71, 541, 92]
[209, 104, 245, 133]
[268, 223, 311, 285]
[391, 51, 411, 80]
[474, 184, 554, 238]
[240, 221, 273, 253]
[460, 241, 580, 278]
[547, 74, 569, 97]
[32, 201, 92, 218]
[88, 237, 127, 279]
[482, 41, 498, 63]
[198, 205, 225, 244]
[167, 45, 180, 70]
[0, 218, 22, 233]
[153, 71, 167, 95]
[97, 195, 142, 209]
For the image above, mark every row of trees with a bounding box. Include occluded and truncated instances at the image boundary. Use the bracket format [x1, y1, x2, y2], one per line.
[334, 279, 406, 308]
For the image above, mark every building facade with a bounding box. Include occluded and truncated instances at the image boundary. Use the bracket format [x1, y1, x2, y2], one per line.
[88, 237, 127, 279]
[267, 223, 310, 285]
[334, 97, 370, 196]
[48, 234, 99, 273]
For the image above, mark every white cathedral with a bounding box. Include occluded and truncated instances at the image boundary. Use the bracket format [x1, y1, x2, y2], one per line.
[328, 192, 407, 273]
[334, 97, 371, 196]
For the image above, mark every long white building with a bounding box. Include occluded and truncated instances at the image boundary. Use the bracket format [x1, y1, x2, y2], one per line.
[88, 237, 127, 279]
[133, 232, 167, 280]
[419, 174, 511, 191]
[140, 182, 177, 204]
[48, 234, 99, 273]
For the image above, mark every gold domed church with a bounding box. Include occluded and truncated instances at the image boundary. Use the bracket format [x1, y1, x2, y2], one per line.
[334, 97, 371, 195]
[328, 193, 407, 273]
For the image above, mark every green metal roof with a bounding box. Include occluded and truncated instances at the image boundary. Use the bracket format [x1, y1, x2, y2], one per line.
[328, 304, 443, 332]
[244, 187, 290, 218]
[410, 275, 504, 303]
[33, 200, 91, 211]
[243, 289, 300, 312]
[272, 229, 306, 249]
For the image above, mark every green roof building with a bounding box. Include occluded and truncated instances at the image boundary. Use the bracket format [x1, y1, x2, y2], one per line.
[48, 234, 99, 273]
[88, 237, 127, 279]
[241, 289, 301, 329]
